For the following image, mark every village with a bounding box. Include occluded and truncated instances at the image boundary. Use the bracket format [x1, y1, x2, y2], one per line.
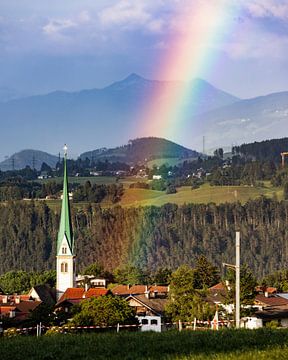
[0, 147, 288, 336]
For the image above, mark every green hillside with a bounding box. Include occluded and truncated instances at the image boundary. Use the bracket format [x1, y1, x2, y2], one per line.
[80, 137, 198, 164]
[120, 183, 282, 207]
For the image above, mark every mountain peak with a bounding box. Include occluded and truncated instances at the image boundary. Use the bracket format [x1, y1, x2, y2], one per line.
[106, 73, 148, 91]
[125, 73, 144, 81]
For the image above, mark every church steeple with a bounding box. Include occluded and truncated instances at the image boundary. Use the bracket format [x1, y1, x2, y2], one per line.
[56, 145, 75, 299]
[57, 144, 74, 256]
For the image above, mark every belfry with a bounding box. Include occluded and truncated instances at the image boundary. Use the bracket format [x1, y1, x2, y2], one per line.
[56, 144, 75, 300]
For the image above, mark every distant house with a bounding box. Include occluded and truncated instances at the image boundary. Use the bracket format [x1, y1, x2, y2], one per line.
[0, 294, 41, 322]
[111, 284, 169, 298]
[28, 284, 56, 306]
[55, 287, 110, 314]
[38, 171, 51, 179]
[152, 175, 162, 180]
[76, 275, 107, 288]
[126, 291, 167, 332]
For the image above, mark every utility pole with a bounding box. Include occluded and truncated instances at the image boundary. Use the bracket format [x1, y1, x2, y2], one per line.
[223, 231, 241, 328]
[235, 231, 240, 329]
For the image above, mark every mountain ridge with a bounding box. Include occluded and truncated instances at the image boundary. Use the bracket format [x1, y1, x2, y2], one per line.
[0, 73, 287, 158]
[0, 137, 199, 170]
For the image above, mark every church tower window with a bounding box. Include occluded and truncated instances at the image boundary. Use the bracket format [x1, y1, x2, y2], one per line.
[61, 262, 68, 273]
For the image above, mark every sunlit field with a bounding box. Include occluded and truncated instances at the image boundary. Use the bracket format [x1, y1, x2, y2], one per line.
[1, 329, 288, 360]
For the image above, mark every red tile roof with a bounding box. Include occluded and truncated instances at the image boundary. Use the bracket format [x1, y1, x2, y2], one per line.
[256, 286, 277, 294]
[111, 285, 146, 296]
[58, 288, 85, 302]
[209, 283, 226, 291]
[58, 287, 109, 304]
[149, 285, 169, 293]
[111, 285, 169, 296]
[0, 306, 16, 315]
[84, 288, 109, 298]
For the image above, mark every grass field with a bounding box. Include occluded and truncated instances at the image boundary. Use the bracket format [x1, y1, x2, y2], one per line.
[119, 183, 283, 207]
[146, 157, 197, 168]
[1, 329, 288, 360]
[37, 176, 283, 209]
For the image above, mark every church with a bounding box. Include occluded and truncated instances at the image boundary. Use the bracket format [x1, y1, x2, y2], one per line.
[56, 145, 76, 300]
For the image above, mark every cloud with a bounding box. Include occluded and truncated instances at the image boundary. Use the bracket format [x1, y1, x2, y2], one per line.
[43, 19, 77, 35]
[99, 1, 165, 32]
[243, 0, 288, 19]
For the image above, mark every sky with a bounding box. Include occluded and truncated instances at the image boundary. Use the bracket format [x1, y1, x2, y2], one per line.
[1, 0, 288, 99]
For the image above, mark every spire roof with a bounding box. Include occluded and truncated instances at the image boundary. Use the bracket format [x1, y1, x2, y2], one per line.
[57, 145, 74, 255]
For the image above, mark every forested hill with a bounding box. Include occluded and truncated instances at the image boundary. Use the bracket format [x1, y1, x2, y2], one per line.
[80, 137, 199, 164]
[233, 137, 288, 164]
[1, 198, 287, 279]
[0, 149, 58, 171]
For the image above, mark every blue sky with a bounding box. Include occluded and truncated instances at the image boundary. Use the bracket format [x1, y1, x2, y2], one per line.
[0, 0, 288, 98]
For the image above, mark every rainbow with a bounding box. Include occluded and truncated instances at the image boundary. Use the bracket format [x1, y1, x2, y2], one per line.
[138, 1, 237, 145]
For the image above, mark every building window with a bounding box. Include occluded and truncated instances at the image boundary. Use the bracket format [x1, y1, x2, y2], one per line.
[151, 319, 158, 325]
[142, 319, 149, 325]
[61, 262, 68, 273]
[62, 247, 67, 254]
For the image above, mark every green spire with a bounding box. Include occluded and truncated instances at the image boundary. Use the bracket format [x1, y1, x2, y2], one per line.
[57, 145, 74, 255]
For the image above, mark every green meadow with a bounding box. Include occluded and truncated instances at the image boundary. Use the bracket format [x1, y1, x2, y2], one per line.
[120, 182, 282, 207]
[39, 179, 283, 210]
[1, 329, 288, 360]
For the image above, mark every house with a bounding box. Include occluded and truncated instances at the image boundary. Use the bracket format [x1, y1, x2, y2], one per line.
[76, 275, 107, 288]
[28, 284, 56, 306]
[256, 305, 288, 327]
[125, 292, 167, 332]
[111, 284, 169, 298]
[254, 293, 288, 310]
[0, 294, 41, 323]
[55, 287, 110, 314]
[207, 282, 234, 314]
[152, 175, 162, 180]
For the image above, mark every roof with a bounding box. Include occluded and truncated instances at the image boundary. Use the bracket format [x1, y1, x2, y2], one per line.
[29, 284, 56, 305]
[256, 305, 288, 320]
[58, 288, 85, 303]
[126, 294, 167, 316]
[84, 288, 109, 298]
[255, 286, 277, 294]
[0, 294, 31, 304]
[15, 301, 42, 314]
[209, 283, 226, 291]
[149, 285, 169, 293]
[111, 285, 169, 296]
[255, 294, 288, 307]
[0, 306, 16, 315]
[57, 287, 109, 305]
[57, 153, 74, 255]
[207, 283, 227, 304]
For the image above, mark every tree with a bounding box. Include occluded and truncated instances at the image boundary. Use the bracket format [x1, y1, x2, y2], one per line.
[151, 268, 172, 284]
[193, 256, 220, 289]
[165, 265, 213, 322]
[262, 269, 288, 292]
[81, 263, 113, 282]
[224, 264, 257, 306]
[113, 264, 146, 284]
[71, 295, 136, 327]
[0, 271, 31, 294]
[28, 303, 55, 326]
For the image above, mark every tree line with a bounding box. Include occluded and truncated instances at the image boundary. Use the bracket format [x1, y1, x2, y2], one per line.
[0, 198, 288, 279]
